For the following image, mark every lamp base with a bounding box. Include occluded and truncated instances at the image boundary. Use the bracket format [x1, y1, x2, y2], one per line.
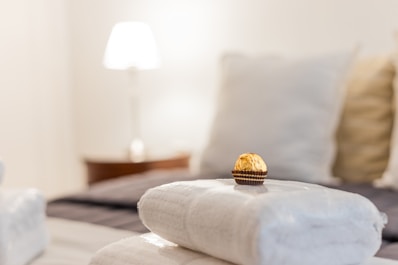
[129, 138, 145, 162]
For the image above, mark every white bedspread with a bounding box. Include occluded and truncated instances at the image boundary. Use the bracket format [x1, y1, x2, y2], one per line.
[31, 218, 135, 265]
[138, 179, 386, 265]
[90, 233, 398, 265]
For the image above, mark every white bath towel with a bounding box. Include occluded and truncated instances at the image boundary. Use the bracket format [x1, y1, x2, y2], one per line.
[0, 188, 49, 265]
[90, 233, 234, 265]
[89, 233, 394, 265]
[138, 179, 386, 265]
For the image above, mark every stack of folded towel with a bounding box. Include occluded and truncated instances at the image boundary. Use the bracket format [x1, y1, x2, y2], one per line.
[90, 179, 386, 265]
[0, 162, 49, 265]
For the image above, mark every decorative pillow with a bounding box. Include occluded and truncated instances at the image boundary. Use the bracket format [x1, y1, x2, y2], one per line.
[377, 34, 398, 189]
[333, 56, 395, 183]
[199, 51, 355, 183]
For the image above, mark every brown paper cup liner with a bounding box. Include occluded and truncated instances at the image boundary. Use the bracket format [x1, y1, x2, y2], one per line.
[232, 170, 267, 185]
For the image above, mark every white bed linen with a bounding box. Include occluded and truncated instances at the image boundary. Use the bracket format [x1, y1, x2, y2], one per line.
[29, 218, 396, 265]
[31, 218, 135, 265]
[90, 233, 398, 265]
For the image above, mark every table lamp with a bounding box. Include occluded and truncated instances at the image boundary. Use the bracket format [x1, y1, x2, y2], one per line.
[103, 21, 160, 162]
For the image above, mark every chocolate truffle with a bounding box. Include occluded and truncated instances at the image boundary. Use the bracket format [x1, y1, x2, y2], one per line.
[232, 153, 268, 185]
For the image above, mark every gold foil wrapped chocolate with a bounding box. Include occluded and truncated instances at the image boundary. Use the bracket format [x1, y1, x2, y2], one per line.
[232, 153, 267, 185]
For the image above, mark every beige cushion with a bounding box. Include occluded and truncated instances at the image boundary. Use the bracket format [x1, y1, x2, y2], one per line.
[333, 56, 395, 183]
[377, 34, 398, 189]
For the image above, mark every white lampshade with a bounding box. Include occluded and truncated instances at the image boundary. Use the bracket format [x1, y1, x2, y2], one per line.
[103, 21, 160, 70]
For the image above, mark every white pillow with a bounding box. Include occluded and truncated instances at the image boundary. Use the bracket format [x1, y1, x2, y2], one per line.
[199, 51, 355, 183]
[376, 34, 398, 189]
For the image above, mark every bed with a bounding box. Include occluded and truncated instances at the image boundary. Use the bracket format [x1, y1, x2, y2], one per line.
[30, 217, 136, 265]
[45, 168, 398, 261]
[39, 46, 398, 264]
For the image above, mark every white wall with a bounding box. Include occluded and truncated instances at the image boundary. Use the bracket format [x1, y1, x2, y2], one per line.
[0, 0, 82, 198]
[1, 0, 398, 198]
[70, 0, 398, 161]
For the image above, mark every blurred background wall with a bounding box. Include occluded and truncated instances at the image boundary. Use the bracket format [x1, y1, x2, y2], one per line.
[1, 0, 398, 198]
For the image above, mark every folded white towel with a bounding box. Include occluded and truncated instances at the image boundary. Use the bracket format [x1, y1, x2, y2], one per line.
[0, 188, 49, 265]
[89, 233, 393, 265]
[90, 233, 233, 265]
[138, 179, 386, 265]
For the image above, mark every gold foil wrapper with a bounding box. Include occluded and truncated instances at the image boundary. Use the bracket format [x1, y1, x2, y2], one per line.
[233, 153, 267, 172]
